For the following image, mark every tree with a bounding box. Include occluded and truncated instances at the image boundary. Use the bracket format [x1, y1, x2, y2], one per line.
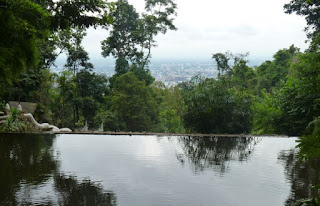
[151, 81, 184, 133]
[136, 0, 177, 69]
[129, 64, 155, 86]
[55, 70, 77, 128]
[212, 52, 250, 77]
[0, 0, 49, 85]
[0, 0, 112, 86]
[212, 53, 230, 76]
[101, 0, 177, 76]
[182, 77, 253, 134]
[63, 28, 93, 75]
[76, 71, 109, 128]
[158, 108, 183, 133]
[101, 0, 139, 75]
[252, 90, 283, 134]
[280, 0, 320, 195]
[230, 59, 256, 91]
[255, 45, 300, 94]
[111, 72, 158, 131]
[35, 0, 113, 31]
[277, 52, 320, 135]
[253, 51, 320, 136]
[284, 0, 320, 51]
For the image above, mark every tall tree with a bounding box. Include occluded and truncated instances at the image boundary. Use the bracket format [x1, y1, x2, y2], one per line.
[101, 0, 177, 75]
[35, 0, 113, 31]
[136, 0, 177, 69]
[63, 28, 93, 75]
[277, 52, 320, 135]
[255, 45, 300, 94]
[230, 59, 256, 91]
[111, 72, 158, 131]
[212, 52, 249, 77]
[76, 71, 109, 128]
[101, 0, 139, 75]
[55, 70, 77, 127]
[212, 53, 230, 76]
[284, 0, 320, 51]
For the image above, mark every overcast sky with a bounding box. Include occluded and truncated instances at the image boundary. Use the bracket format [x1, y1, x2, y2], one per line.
[82, 0, 308, 63]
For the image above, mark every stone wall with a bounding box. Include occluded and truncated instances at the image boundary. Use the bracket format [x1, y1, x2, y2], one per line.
[9, 101, 37, 114]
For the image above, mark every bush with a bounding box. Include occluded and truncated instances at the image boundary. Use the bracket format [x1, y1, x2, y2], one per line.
[0, 108, 27, 132]
[182, 78, 253, 134]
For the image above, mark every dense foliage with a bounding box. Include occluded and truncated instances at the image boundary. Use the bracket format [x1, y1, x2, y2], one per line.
[284, 0, 320, 51]
[0, 0, 49, 87]
[0, 0, 319, 139]
[110, 72, 158, 131]
[181, 77, 253, 134]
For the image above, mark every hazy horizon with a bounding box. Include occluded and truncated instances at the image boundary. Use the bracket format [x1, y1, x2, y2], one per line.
[79, 0, 309, 62]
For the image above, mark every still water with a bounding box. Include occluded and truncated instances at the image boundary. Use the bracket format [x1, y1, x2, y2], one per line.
[0, 134, 319, 206]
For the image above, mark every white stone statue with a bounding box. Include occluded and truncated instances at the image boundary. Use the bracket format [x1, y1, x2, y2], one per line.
[82, 120, 88, 132]
[5, 103, 10, 114]
[23, 113, 50, 129]
[1, 103, 72, 133]
[98, 122, 104, 132]
[23, 112, 72, 132]
[0, 104, 10, 121]
[17, 104, 22, 112]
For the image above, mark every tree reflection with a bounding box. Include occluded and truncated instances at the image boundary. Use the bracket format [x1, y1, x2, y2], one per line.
[278, 149, 320, 206]
[0, 133, 58, 205]
[177, 136, 259, 173]
[54, 174, 117, 206]
[0, 134, 117, 205]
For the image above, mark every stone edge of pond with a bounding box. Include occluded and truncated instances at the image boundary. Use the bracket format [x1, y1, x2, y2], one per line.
[0, 131, 292, 138]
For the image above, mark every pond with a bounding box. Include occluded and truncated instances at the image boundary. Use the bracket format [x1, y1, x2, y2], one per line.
[0, 134, 319, 205]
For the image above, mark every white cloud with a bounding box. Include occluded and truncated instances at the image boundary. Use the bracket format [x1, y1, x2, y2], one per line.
[82, 0, 309, 61]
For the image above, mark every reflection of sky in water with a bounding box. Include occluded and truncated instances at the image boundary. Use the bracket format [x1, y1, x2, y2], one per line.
[0, 134, 303, 206]
[50, 135, 297, 206]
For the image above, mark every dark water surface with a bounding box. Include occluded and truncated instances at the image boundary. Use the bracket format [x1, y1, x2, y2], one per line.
[0, 134, 319, 206]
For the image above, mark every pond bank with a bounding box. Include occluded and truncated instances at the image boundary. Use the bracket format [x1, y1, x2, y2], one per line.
[0, 131, 291, 138]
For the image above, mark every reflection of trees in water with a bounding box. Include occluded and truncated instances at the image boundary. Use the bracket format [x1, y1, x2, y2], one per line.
[54, 174, 117, 206]
[0, 134, 117, 206]
[177, 136, 259, 173]
[0, 133, 57, 205]
[278, 149, 320, 206]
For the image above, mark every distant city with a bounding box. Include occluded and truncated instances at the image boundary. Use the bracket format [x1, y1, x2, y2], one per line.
[148, 61, 218, 86]
[52, 57, 267, 86]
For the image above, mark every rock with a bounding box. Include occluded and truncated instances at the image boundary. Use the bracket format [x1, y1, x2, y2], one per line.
[60, 128, 72, 132]
[0, 115, 9, 120]
[9, 101, 37, 113]
[49, 125, 60, 132]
